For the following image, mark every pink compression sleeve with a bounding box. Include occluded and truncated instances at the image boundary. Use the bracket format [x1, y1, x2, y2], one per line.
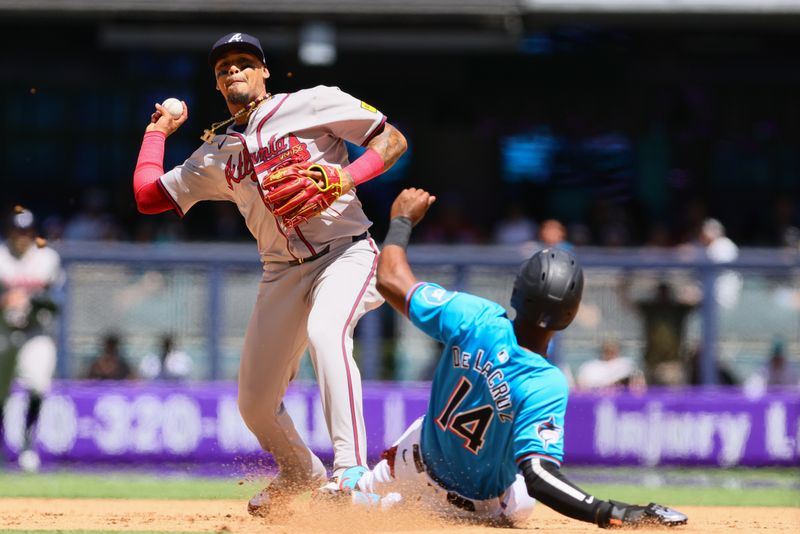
[344, 148, 385, 186]
[133, 131, 173, 214]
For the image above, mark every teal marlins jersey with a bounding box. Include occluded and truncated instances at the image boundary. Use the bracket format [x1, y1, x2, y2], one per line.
[406, 282, 568, 500]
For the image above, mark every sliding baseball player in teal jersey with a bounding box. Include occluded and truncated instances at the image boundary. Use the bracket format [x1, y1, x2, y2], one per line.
[338, 188, 688, 528]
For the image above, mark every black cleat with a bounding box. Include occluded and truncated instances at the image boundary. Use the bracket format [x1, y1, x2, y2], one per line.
[644, 503, 688, 526]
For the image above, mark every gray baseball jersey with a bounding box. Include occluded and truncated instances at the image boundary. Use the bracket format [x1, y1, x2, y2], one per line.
[159, 85, 386, 263]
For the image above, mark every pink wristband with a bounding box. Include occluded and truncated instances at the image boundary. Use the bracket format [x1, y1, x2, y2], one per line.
[344, 148, 384, 186]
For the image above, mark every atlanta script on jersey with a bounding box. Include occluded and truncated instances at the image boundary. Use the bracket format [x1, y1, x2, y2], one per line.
[158, 85, 386, 263]
[406, 282, 568, 501]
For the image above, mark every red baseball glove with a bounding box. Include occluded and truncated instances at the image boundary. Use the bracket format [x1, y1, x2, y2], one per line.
[263, 163, 346, 228]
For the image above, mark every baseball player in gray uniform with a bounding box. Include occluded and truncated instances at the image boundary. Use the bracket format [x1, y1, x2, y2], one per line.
[132, 32, 407, 514]
[0, 207, 61, 472]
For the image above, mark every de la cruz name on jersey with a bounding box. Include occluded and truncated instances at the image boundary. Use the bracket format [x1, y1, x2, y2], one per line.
[449, 345, 513, 423]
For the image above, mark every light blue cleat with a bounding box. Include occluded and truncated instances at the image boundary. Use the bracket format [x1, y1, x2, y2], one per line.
[337, 467, 380, 507]
[352, 490, 380, 506]
[338, 466, 369, 492]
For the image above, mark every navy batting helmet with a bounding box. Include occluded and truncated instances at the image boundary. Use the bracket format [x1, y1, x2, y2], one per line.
[510, 248, 583, 331]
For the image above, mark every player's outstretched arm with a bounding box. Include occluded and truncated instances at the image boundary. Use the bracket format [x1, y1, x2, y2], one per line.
[133, 101, 189, 214]
[520, 458, 687, 528]
[364, 123, 407, 172]
[376, 188, 436, 313]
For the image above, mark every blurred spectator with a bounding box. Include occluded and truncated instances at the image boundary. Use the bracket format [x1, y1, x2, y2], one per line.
[86, 334, 134, 380]
[138, 334, 193, 381]
[63, 188, 120, 241]
[621, 280, 699, 386]
[745, 341, 799, 392]
[538, 219, 572, 251]
[493, 203, 537, 245]
[764, 341, 798, 386]
[699, 218, 742, 309]
[576, 339, 646, 391]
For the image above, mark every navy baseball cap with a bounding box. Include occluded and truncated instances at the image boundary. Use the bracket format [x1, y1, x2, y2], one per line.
[10, 206, 35, 233]
[208, 32, 266, 67]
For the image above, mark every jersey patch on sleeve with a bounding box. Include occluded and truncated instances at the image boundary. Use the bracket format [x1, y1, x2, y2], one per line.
[418, 284, 457, 307]
[536, 416, 563, 451]
[360, 101, 378, 113]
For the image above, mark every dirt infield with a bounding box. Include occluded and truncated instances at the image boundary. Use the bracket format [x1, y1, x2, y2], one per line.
[0, 498, 797, 533]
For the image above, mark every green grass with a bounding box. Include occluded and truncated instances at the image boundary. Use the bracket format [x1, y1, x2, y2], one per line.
[0, 471, 261, 500]
[571, 466, 800, 507]
[0, 468, 797, 507]
[581, 483, 799, 507]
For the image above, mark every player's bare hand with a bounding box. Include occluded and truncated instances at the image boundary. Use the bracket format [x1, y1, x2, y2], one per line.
[390, 188, 436, 226]
[145, 101, 188, 137]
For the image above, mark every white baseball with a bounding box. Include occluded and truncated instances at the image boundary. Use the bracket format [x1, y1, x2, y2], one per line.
[161, 98, 183, 118]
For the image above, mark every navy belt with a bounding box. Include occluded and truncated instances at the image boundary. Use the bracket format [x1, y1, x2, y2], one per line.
[413, 444, 476, 512]
[287, 232, 368, 266]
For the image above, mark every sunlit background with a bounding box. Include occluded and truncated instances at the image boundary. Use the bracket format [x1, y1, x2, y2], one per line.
[0, 0, 797, 519]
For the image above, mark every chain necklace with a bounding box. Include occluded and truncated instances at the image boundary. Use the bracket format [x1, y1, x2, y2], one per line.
[201, 93, 271, 144]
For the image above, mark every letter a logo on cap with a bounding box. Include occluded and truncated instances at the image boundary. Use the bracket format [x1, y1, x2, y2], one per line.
[229, 33, 243, 43]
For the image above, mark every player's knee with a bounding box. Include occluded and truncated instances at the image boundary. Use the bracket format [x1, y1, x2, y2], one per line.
[306, 320, 340, 352]
[236, 395, 258, 429]
[236, 394, 279, 430]
[502, 475, 536, 525]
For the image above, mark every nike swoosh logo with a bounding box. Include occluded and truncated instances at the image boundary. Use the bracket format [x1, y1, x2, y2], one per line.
[585, 496, 594, 504]
[218, 138, 226, 150]
[402, 449, 408, 463]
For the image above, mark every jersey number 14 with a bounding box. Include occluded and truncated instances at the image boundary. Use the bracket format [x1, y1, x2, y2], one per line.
[435, 377, 494, 454]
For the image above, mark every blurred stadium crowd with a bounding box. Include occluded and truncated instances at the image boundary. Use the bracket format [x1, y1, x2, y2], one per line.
[1, 20, 800, 250]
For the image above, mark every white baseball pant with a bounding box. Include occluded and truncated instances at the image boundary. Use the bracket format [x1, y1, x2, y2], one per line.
[355, 417, 536, 526]
[237, 235, 383, 483]
[16, 335, 56, 395]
